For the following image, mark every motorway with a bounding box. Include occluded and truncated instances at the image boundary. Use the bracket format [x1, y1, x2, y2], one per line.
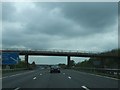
[1, 68, 119, 90]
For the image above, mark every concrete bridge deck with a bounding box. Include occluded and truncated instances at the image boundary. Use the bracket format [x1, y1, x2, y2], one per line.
[1, 49, 119, 58]
[1, 49, 119, 67]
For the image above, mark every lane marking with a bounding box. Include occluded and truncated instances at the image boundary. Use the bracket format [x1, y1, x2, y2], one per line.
[81, 86, 90, 90]
[89, 73, 119, 80]
[63, 73, 65, 75]
[73, 70, 119, 81]
[10, 74, 18, 77]
[84, 72, 119, 80]
[9, 71, 35, 77]
[14, 87, 20, 90]
[0, 76, 9, 79]
[40, 74, 42, 75]
[68, 76, 71, 79]
[0, 71, 35, 79]
[33, 77, 36, 80]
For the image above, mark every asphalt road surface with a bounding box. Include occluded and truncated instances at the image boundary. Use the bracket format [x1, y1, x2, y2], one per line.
[1, 68, 119, 90]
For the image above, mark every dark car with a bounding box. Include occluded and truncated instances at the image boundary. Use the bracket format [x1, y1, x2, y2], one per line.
[50, 65, 60, 73]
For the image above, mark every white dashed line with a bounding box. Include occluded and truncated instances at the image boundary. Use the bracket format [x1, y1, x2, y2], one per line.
[63, 73, 65, 75]
[33, 77, 37, 80]
[40, 74, 42, 75]
[14, 87, 20, 90]
[68, 76, 71, 79]
[81, 86, 90, 90]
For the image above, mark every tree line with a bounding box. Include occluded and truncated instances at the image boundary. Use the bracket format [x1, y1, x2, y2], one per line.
[59, 49, 119, 69]
[75, 49, 120, 69]
[2, 61, 36, 69]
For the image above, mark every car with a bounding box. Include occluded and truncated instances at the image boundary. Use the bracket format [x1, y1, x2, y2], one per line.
[50, 65, 60, 73]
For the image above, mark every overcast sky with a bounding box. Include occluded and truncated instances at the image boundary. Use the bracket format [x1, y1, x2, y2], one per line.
[2, 2, 118, 64]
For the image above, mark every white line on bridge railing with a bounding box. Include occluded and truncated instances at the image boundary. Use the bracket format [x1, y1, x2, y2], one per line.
[2, 48, 103, 54]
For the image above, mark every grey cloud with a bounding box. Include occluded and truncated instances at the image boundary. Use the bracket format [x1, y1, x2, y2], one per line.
[2, 2, 118, 52]
[2, 29, 53, 49]
[35, 2, 118, 28]
[28, 2, 118, 37]
[2, 2, 17, 22]
[60, 2, 118, 29]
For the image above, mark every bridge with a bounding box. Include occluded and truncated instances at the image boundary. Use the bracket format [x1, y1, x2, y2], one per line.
[1, 49, 119, 67]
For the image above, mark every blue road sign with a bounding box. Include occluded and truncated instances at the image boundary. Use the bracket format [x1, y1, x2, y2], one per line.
[2, 52, 20, 65]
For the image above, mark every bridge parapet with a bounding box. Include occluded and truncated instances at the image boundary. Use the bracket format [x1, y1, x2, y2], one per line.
[1, 48, 102, 54]
[1, 48, 119, 58]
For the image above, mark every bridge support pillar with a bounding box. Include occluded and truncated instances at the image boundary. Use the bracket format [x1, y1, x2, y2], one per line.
[67, 56, 70, 68]
[25, 55, 29, 68]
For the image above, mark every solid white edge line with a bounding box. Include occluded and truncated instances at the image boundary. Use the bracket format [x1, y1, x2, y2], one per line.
[88, 73, 119, 80]
[73, 70, 119, 81]
[0, 76, 9, 79]
[84, 72, 119, 80]
[1, 71, 35, 79]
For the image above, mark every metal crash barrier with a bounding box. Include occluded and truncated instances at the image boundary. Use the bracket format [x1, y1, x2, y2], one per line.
[72, 67, 120, 79]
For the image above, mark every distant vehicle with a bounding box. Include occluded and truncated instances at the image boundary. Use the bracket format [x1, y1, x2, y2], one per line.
[50, 65, 60, 73]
